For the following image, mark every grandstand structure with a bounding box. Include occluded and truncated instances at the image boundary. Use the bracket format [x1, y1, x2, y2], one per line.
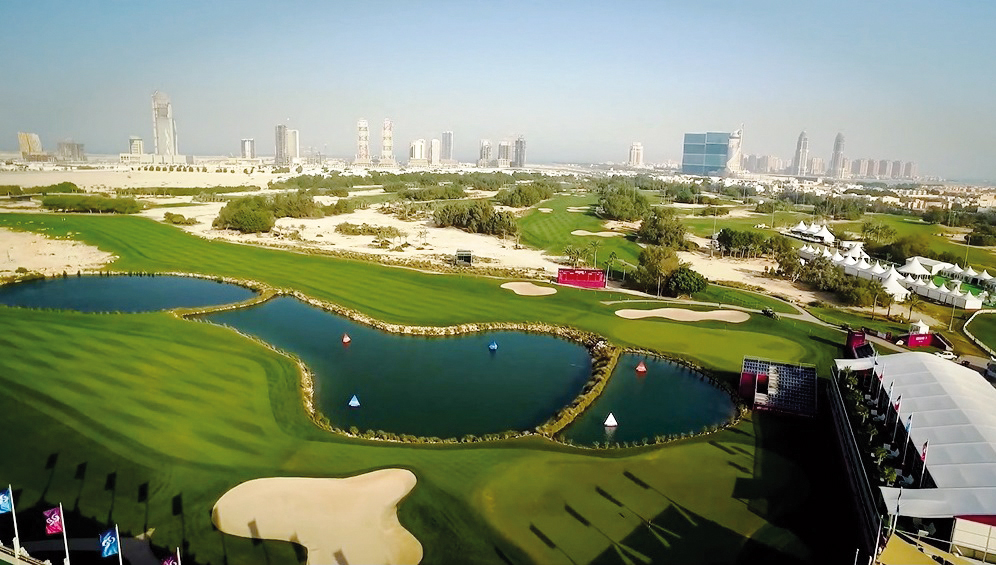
[739, 357, 818, 416]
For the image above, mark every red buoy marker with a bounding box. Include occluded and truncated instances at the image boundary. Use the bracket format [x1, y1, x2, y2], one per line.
[635, 361, 647, 375]
[342, 333, 351, 345]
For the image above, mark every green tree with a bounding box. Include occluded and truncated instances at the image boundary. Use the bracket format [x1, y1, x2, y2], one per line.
[588, 240, 602, 268]
[563, 245, 588, 267]
[597, 185, 651, 221]
[665, 266, 708, 296]
[636, 207, 686, 247]
[632, 246, 680, 293]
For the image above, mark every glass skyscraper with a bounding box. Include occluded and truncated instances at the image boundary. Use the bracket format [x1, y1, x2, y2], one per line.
[680, 130, 741, 176]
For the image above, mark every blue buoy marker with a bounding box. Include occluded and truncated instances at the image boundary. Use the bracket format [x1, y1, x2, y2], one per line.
[488, 340, 499, 351]
[348, 394, 360, 408]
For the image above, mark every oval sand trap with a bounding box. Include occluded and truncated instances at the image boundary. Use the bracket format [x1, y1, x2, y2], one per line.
[570, 230, 623, 237]
[212, 470, 422, 565]
[538, 208, 553, 213]
[501, 281, 557, 296]
[615, 308, 750, 323]
[566, 206, 590, 213]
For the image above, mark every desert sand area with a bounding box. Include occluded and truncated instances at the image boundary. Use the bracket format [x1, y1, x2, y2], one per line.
[615, 307, 751, 323]
[0, 169, 284, 190]
[677, 249, 824, 304]
[569, 229, 623, 237]
[0, 227, 114, 275]
[500, 281, 558, 296]
[212, 470, 422, 565]
[140, 201, 565, 273]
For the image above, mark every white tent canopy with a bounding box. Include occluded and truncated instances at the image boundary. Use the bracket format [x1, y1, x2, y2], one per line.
[836, 353, 996, 518]
[898, 257, 932, 278]
[980, 270, 993, 281]
[813, 225, 835, 243]
[869, 262, 887, 275]
[881, 274, 911, 300]
[965, 266, 979, 277]
[792, 221, 808, 232]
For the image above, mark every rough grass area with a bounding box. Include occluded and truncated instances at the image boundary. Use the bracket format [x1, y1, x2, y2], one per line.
[807, 306, 907, 336]
[0, 213, 861, 564]
[692, 285, 800, 315]
[966, 312, 996, 352]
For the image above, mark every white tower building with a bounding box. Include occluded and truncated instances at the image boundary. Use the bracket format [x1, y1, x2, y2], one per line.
[241, 138, 255, 159]
[441, 131, 454, 162]
[429, 138, 441, 166]
[355, 119, 371, 165]
[629, 142, 644, 167]
[152, 91, 178, 156]
[478, 140, 492, 167]
[380, 119, 396, 166]
[792, 131, 810, 176]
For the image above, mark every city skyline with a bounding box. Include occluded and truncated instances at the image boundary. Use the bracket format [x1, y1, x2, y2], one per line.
[2, 1, 995, 179]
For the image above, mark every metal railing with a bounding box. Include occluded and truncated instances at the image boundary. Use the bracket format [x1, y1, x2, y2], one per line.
[963, 309, 996, 358]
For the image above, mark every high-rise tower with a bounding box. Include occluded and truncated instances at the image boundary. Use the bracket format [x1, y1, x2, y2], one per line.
[355, 119, 371, 165]
[241, 138, 255, 159]
[829, 133, 846, 178]
[441, 131, 454, 162]
[478, 140, 492, 167]
[629, 142, 644, 167]
[429, 138, 441, 166]
[380, 119, 396, 166]
[275, 125, 289, 166]
[513, 136, 526, 168]
[791, 131, 809, 176]
[152, 91, 178, 156]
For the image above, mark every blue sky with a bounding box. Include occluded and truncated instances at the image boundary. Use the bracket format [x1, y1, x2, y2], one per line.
[2, 0, 995, 179]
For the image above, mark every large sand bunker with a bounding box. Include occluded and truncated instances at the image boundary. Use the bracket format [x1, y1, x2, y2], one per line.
[537, 208, 553, 213]
[566, 206, 590, 213]
[212, 470, 422, 565]
[570, 230, 623, 237]
[501, 281, 557, 296]
[615, 307, 750, 323]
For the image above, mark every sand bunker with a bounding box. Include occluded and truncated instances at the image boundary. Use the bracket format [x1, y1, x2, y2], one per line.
[570, 230, 623, 237]
[615, 308, 750, 323]
[537, 208, 553, 213]
[212, 470, 422, 565]
[566, 206, 590, 213]
[0, 228, 114, 275]
[501, 282, 557, 296]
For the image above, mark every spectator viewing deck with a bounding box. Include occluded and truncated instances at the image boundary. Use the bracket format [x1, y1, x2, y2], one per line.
[740, 357, 818, 417]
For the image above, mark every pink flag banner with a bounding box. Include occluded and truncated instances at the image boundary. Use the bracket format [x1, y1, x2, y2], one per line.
[43, 506, 63, 535]
[162, 551, 180, 565]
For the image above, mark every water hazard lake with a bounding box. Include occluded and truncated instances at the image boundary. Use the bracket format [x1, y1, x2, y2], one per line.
[0, 275, 256, 312]
[1, 276, 737, 443]
[561, 354, 736, 445]
[206, 296, 593, 438]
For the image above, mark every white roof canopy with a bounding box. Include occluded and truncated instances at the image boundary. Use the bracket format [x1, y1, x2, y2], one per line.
[965, 266, 979, 277]
[882, 274, 911, 299]
[814, 226, 835, 242]
[980, 270, 993, 281]
[836, 352, 996, 518]
[898, 257, 932, 277]
[792, 221, 808, 232]
[870, 262, 887, 275]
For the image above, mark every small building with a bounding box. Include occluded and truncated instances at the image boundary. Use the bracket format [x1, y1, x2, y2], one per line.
[557, 268, 606, 289]
[454, 250, 473, 266]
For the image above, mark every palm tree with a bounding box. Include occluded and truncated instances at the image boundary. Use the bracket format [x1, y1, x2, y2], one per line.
[606, 251, 618, 280]
[588, 240, 602, 268]
[907, 293, 922, 321]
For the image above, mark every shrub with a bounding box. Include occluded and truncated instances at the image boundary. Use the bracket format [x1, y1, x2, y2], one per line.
[637, 208, 687, 247]
[41, 195, 141, 214]
[494, 183, 555, 207]
[163, 212, 197, 225]
[212, 196, 275, 233]
[433, 201, 518, 236]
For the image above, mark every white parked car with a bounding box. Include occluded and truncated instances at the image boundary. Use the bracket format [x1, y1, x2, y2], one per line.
[934, 351, 957, 360]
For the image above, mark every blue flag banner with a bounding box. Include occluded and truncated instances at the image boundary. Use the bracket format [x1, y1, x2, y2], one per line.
[99, 528, 120, 558]
[0, 487, 11, 514]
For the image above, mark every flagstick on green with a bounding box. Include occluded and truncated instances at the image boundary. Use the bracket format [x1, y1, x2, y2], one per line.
[60, 503, 70, 565]
[115, 525, 123, 565]
[7, 484, 20, 562]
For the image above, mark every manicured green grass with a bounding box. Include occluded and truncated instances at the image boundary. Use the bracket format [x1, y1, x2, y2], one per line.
[0, 213, 860, 564]
[966, 312, 996, 352]
[807, 307, 907, 336]
[680, 210, 813, 238]
[517, 195, 644, 268]
[692, 285, 800, 315]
